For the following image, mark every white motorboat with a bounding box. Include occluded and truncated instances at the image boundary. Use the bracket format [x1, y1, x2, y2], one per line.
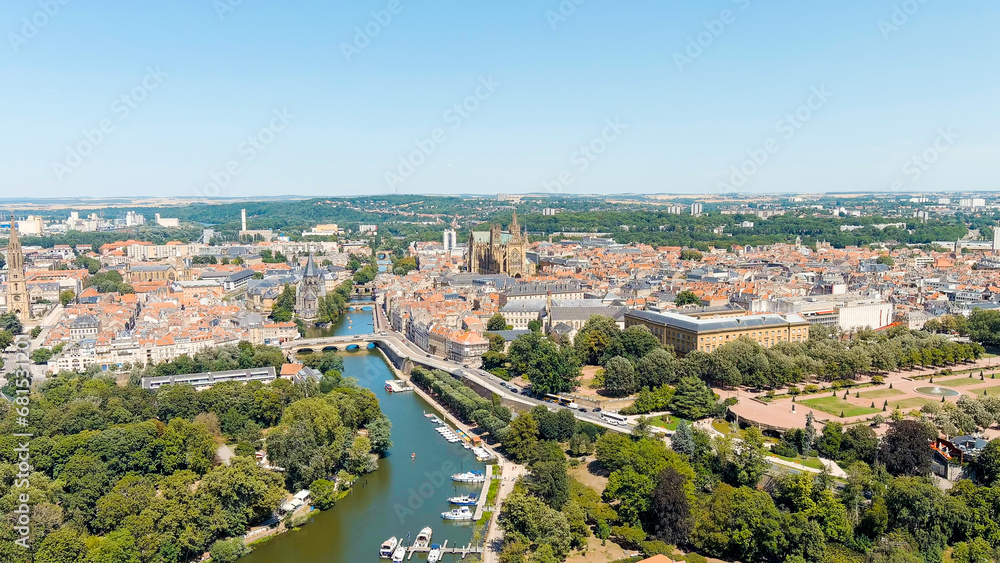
[414, 527, 433, 548]
[441, 507, 474, 520]
[452, 471, 485, 483]
[379, 537, 398, 558]
[427, 545, 442, 563]
[391, 546, 406, 562]
[448, 494, 478, 505]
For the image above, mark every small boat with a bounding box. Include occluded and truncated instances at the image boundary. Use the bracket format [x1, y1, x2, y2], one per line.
[414, 527, 433, 548]
[379, 537, 398, 558]
[427, 545, 442, 563]
[448, 494, 478, 505]
[391, 546, 406, 562]
[441, 507, 474, 520]
[451, 471, 485, 483]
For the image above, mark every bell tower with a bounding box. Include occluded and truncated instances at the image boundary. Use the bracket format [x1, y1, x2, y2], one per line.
[6, 214, 31, 322]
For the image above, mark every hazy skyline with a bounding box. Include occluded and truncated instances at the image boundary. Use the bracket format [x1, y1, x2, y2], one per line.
[2, 1, 998, 198]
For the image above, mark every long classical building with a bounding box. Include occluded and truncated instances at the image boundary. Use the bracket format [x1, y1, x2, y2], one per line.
[466, 213, 534, 277]
[624, 309, 810, 355]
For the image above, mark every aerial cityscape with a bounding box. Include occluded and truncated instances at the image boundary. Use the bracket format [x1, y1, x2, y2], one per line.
[3, 2, 1000, 563]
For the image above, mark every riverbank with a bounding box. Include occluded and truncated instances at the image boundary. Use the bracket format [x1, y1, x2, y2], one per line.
[241, 309, 487, 563]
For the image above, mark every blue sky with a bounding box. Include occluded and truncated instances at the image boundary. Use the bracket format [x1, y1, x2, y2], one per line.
[1, 0, 997, 198]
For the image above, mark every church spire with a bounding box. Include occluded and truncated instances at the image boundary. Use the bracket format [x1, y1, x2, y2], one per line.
[509, 211, 520, 235]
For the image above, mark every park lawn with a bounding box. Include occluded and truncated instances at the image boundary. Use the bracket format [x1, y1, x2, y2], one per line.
[931, 376, 995, 388]
[650, 415, 687, 431]
[888, 397, 937, 410]
[800, 396, 880, 418]
[974, 385, 1000, 396]
[712, 418, 778, 443]
[770, 453, 826, 471]
[859, 388, 905, 399]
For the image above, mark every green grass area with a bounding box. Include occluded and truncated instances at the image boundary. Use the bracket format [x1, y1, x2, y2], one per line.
[975, 385, 1000, 396]
[858, 388, 905, 399]
[930, 376, 994, 387]
[800, 396, 880, 418]
[486, 477, 501, 506]
[888, 397, 937, 410]
[769, 454, 826, 471]
[650, 415, 687, 431]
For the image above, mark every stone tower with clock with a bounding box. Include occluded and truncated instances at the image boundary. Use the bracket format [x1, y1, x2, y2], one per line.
[6, 218, 31, 322]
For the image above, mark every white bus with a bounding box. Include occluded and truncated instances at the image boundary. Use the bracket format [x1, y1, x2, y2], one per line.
[600, 412, 628, 426]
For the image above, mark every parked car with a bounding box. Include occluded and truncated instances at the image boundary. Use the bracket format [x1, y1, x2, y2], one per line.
[593, 407, 602, 412]
[579, 408, 588, 413]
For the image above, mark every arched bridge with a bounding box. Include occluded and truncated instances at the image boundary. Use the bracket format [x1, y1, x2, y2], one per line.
[284, 334, 379, 354]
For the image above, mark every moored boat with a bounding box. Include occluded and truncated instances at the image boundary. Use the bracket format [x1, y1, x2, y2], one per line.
[427, 545, 442, 563]
[441, 507, 474, 520]
[451, 471, 485, 483]
[379, 537, 398, 558]
[448, 494, 478, 505]
[391, 546, 406, 562]
[414, 527, 433, 548]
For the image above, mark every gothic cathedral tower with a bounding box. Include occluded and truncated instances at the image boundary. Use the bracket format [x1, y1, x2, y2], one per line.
[6, 218, 31, 322]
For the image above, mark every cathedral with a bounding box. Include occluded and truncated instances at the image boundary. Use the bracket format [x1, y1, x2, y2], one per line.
[466, 212, 534, 277]
[295, 254, 326, 320]
[5, 219, 30, 323]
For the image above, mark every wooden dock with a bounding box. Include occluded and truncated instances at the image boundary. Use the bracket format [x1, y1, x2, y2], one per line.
[472, 464, 493, 521]
[405, 540, 484, 559]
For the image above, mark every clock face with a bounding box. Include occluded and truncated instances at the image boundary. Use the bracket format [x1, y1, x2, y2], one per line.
[13, 295, 20, 301]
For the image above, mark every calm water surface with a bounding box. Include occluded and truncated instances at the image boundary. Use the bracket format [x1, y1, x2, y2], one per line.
[241, 308, 484, 563]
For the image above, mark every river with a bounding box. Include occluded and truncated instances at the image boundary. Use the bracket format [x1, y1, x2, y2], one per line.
[241, 305, 486, 563]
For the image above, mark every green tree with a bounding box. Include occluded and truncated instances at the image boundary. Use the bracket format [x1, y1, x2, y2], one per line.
[528, 457, 570, 510]
[975, 438, 1000, 485]
[603, 356, 637, 396]
[310, 479, 338, 510]
[31, 347, 54, 364]
[488, 313, 511, 331]
[0, 330, 13, 351]
[679, 249, 703, 261]
[504, 412, 539, 463]
[636, 348, 678, 388]
[672, 419, 696, 457]
[674, 290, 702, 306]
[879, 420, 936, 476]
[59, 289, 76, 306]
[35, 527, 88, 563]
[367, 415, 393, 455]
[209, 538, 250, 563]
[392, 255, 418, 275]
[0, 313, 23, 335]
[670, 376, 716, 420]
[573, 315, 622, 366]
[507, 332, 580, 395]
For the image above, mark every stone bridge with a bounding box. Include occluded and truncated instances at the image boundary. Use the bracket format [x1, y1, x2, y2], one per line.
[284, 334, 379, 353]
